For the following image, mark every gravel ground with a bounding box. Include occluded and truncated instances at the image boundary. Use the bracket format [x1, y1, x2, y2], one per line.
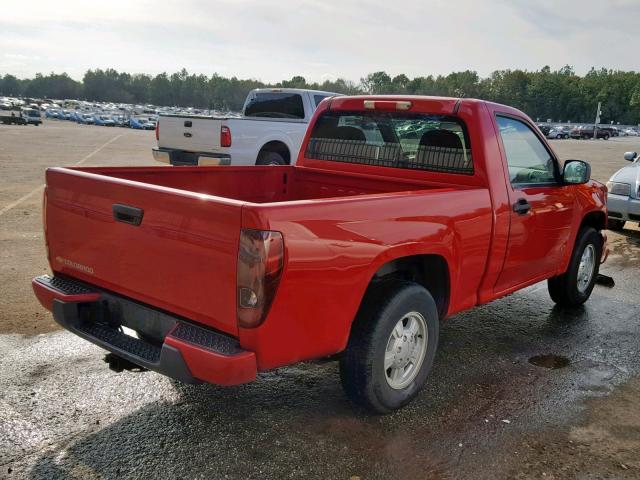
[1, 121, 639, 479]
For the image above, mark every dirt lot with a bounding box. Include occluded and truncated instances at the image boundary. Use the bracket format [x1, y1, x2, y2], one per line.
[1, 121, 639, 479]
[0, 121, 157, 335]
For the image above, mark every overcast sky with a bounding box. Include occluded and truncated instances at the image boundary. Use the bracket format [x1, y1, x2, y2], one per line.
[2, 0, 639, 83]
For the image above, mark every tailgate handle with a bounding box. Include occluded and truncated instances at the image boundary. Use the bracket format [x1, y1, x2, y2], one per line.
[112, 204, 144, 226]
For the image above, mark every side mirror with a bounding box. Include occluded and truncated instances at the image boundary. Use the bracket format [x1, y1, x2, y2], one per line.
[563, 160, 591, 184]
[623, 151, 637, 162]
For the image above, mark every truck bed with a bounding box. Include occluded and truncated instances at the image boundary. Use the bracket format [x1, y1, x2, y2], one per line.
[82, 165, 452, 203]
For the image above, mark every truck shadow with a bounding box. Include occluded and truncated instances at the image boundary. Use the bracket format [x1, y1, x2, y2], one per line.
[28, 286, 638, 480]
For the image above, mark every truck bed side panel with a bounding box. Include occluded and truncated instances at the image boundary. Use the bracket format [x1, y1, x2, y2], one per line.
[239, 188, 493, 370]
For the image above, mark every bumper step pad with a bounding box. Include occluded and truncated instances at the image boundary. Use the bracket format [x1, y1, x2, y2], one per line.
[170, 322, 242, 355]
[77, 322, 161, 363]
[35, 274, 97, 295]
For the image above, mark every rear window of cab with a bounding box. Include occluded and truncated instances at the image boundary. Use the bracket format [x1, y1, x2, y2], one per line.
[305, 111, 473, 175]
[244, 93, 305, 119]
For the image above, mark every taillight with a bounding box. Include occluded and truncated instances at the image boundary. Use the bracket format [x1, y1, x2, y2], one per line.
[221, 125, 232, 147]
[155, 120, 159, 141]
[237, 229, 284, 328]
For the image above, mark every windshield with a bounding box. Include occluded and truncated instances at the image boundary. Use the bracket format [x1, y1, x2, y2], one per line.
[244, 92, 304, 119]
[305, 111, 473, 174]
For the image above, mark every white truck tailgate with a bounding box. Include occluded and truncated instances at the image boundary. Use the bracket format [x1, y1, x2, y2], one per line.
[158, 116, 223, 153]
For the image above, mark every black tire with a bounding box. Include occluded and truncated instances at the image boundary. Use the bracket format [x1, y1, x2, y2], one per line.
[256, 150, 286, 166]
[603, 134, 610, 140]
[607, 219, 626, 231]
[339, 281, 439, 413]
[548, 227, 603, 307]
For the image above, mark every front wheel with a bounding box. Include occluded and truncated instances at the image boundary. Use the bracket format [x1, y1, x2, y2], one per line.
[339, 281, 439, 413]
[603, 134, 610, 140]
[548, 227, 602, 307]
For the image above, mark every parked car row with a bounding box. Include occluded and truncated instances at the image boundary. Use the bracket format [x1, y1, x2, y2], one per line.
[1, 95, 238, 131]
[570, 126, 614, 140]
[44, 108, 157, 129]
[537, 122, 640, 140]
[536, 124, 572, 139]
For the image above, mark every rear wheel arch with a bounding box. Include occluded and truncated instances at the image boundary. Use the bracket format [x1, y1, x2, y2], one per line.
[365, 254, 450, 322]
[256, 140, 291, 165]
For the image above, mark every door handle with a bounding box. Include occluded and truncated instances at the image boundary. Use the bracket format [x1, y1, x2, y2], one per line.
[112, 204, 144, 226]
[512, 198, 531, 215]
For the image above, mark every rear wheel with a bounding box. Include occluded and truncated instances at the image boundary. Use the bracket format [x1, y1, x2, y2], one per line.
[608, 219, 626, 231]
[603, 134, 610, 140]
[256, 150, 286, 166]
[339, 281, 439, 413]
[548, 227, 602, 307]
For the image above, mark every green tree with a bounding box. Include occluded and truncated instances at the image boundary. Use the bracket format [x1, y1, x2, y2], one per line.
[361, 71, 392, 94]
[2, 66, 640, 124]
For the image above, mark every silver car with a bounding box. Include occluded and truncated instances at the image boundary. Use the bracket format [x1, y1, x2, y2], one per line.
[606, 151, 640, 230]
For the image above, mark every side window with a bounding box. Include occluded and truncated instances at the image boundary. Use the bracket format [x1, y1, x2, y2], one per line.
[496, 116, 558, 185]
[313, 95, 329, 107]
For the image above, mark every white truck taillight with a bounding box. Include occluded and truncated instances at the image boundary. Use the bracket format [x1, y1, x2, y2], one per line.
[221, 125, 232, 147]
[237, 229, 284, 328]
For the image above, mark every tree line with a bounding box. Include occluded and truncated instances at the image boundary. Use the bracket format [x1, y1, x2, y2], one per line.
[2, 66, 640, 124]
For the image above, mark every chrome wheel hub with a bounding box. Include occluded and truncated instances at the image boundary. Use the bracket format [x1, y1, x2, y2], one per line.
[577, 244, 596, 293]
[384, 311, 428, 390]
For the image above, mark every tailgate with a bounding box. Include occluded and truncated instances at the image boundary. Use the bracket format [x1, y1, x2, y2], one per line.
[158, 116, 223, 153]
[44, 167, 242, 336]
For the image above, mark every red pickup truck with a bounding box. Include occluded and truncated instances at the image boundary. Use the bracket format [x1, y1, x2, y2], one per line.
[33, 95, 608, 413]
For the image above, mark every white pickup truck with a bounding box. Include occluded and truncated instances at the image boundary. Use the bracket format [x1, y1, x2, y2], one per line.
[153, 88, 338, 166]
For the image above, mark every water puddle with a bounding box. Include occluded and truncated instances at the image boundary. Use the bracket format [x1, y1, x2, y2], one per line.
[528, 354, 571, 369]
